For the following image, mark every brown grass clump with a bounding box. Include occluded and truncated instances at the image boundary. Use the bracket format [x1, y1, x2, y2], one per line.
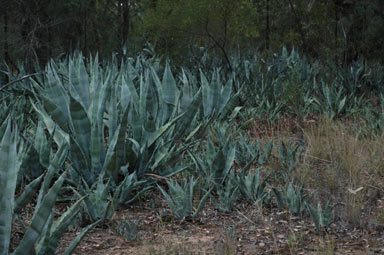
[296, 118, 384, 227]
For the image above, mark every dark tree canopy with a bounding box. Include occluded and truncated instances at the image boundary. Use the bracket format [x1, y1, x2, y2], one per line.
[1, 0, 383, 66]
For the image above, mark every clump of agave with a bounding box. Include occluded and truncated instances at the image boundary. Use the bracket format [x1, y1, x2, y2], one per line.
[3, 46, 383, 250]
[0, 118, 95, 254]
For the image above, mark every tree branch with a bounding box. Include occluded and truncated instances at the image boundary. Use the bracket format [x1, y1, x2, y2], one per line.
[0, 73, 43, 92]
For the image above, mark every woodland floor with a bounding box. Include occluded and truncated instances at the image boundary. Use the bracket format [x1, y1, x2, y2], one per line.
[14, 118, 384, 255]
[55, 198, 384, 255]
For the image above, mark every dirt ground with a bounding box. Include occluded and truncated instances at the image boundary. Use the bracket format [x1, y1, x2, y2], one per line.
[55, 196, 384, 255]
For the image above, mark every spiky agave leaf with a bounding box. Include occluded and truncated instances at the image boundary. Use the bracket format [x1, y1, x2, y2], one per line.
[0, 119, 19, 255]
[14, 171, 67, 255]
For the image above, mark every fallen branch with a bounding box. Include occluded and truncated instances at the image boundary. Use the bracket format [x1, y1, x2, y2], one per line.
[0, 73, 43, 92]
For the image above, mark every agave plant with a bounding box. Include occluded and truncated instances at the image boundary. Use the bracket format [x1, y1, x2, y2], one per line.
[216, 173, 240, 212]
[0, 119, 94, 255]
[30, 55, 204, 188]
[188, 134, 236, 189]
[200, 69, 240, 120]
[120, 64, 204, 179]
[239, 47, 318, 120]
[18, 121, 54, 182]
[114, 171, 151, 206]
[74, 171, 150, 223]
[76, 176, 115, 222]
[314, 81, 347, 120]
[336, 60, 369, 95]
[236, 136, 273, 167]
[116, 217, 141, 241]
[30, 55, 117, 185]
[306, 200, 333, 232]
[157, 177, 211, 219]
[0, 93, 34, 136]
[236, 168, 270, 204]
[276, 141, 303, 181]
[272, 182, 310, 215]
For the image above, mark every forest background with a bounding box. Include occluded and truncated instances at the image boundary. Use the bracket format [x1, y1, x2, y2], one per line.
[1, 0, 384, 68]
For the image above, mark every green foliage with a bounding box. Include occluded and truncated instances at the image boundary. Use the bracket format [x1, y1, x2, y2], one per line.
[77, 176, 114, 222]
[272, 182, 310, 215]
[240, 48, 318, 121]
[306, 200, 333, 232]
[0, 118, 92, 255]
[3, 0, 384, 67]
[235, 136, 273, 166]
[234, 48, 384, 125]
[32, 55, 115, 185]
[200, 70, 240, 119]
[4, 45, 384, 253]
[76, 172, 150, 223]
[36, 197, 86, 255]
[314, 81, 347, 120]
[236, 169, 270, 204]
[0, 119, 21, 255]
[360, 94, 384, 135]
[115, 171, 151, 206]
[0, 68, 35, 135]
[116, 217, 141, 241]
[158, 177, 212, 219]
[31, 54, 216, 190]
[216, 173, 240, 212]
[143, 0, 260, 64]
[188, 130, 236, 189]
[276, 141, 303, 181]
[280, 68, 315, 118]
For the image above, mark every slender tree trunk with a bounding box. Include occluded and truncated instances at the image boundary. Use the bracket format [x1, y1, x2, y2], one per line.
[2, 1, 16, 81]
[80, 1, 88, 56]
[363, 3, 367, 64]
[266, 0, 270, 52]
[78, 1, 83, 52]
[48, 26, 52, 61]
[20, 3, 29, 60]
[334, 1, 339, 64]
[287, 0, 308, 52]
[84, 6, 88, 56]
[121, 0, 130, 48]
[3, 2, 10, 64]
[118, 0, 122, 51]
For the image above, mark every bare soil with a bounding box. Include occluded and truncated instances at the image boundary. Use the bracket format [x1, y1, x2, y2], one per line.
[55, 195, 384, 255]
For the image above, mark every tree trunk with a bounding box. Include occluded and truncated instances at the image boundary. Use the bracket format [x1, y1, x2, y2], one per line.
[266, 0, 270, 52]
[3, 1, 10, 64]
[287, 0, 308, 52]
[119, 0, 130, 49]
[334, 0, 339, 64]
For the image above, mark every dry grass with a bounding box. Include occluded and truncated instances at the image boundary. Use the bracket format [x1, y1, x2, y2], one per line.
[144, 117, 384, 254]
[295, 118, 384, 227]
[313, 235, 336, 255]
